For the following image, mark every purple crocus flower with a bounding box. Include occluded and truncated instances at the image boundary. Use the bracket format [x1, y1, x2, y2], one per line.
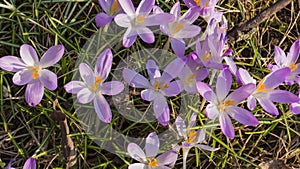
[64, 48, 124, 123]
[114, 0, 174, 47]
[123, 58, 184, 126]
[127, 132, 178, 169]
[95, 0, 123, 27]
[175, 113, 218, 169]
[0, 44, 64, 106]
[178, 53, 208, 94]
[6, 159, 15, 169]
[290, 92, 300, 115]
[153, 2, 201, 57]
[268, 40, 300, 85]
[238, 67, 300, 116]
[23, 158, 36, 169]
[196, 68, 259, 139]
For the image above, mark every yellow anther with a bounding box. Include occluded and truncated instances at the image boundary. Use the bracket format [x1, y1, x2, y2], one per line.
[187, 73, 195, 83]
[28, 66, 40, 79]
[135, 15, 145, 26]
[187, 130, 197, 143]
[224, 100, 235, 106]
[171, 22, 183, 35]
[254, 81, 273, 93]
[161, 84, 169, 89]
[202, 52, 211, 62]
[95, 76, 102, 83]
[154, 79, 160, 90]
[194, 0, 201, 6]
[32, 71, 39, 79]
[147, 158, 158, 167]
[218, 100, 235, 112]
[289, 61, 298, 72]
[110, 0, 121, 14]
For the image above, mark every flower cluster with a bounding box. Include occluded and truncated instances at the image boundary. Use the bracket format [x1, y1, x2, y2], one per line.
[1, 0, 300, 168]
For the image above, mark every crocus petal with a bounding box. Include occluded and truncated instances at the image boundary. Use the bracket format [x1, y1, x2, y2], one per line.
[123, 68, 150, 88]
[216, 68, 232, 100]
[173, 25, 201, 39]
[12, 69, 33, 85]
[175, 116, 187, 138]
[98, 0, 110, 13]
[291, 102, 300, 115]
[274, 46, 286, 66]
[257, 98, 279, 116]
[194, 129, 205, 143]
[127, 143, 147, 162]
[170, 38, 185, 58]
[206, 103, 219, 119]
[94, 94, 112, 123]
[136, 0, 154, 15]
[162, 80, 182, 97]
[114, 13, 131, 27]
[268, 90, 299, 104]
[95, 48, 113, 80]
[20, 44, 39, 66]
[39, 69, 57, 90]
[0, 56, 26, 72]
[77, 88, 95, 104]
[195, 144, 219, 151]
[188, 112, 197, 128]
[196, 82, 217, 103]
[79, 63, 95, 86]
[64, 81, 86, 94]
[225, 83, 256, 104]
[153, 95, 169, 126]
[170, 2, 181, 18]
[123, 28, 137, 48]
[183, 0, 197, 8]
[247, 95, 257, 110]
[25, 81, 44, 106]
[145, 132, 159, 158]
[237, 68, 256, 85]
[141, 89, 157, 101]
[181, 6, 200, 24]
[23, 157, 36, 169]
[156, 150, 178, 166]
[136, 27, 155, 44]
[287, 39, 300, 63]
[118, 0, 135, 15]
[128, 163, 146, 169]
[143, 13, 174, 26]
[161, 58, 185, 83]
[219, 113, 234, 139]
[264, 67, 290, 89]
[95, 12, 113, 27]
[227, 106, 259, 126]
[146, 59, 161, 82]
[102, 81, 124, 95]
[39, 45, 64, 68]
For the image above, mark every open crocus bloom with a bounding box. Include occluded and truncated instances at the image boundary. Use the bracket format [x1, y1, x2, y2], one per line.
[114, 0, 174, 47]
[268, 40, 300, 85]
[154, 2, 201, 57]
[178, 53, 209, 94]
[0, 44, 64, 106]
[123, 58, 184, 126]
[127, 132, 178, 169]
[64, 48, 124, 123]
[238, 67, 299, 116]
[197, 68, 259, 139]
[95, 0, 123, 27]
[7, 157, 37, 169]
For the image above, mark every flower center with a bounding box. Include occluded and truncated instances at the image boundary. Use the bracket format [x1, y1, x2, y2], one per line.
[194, 0, 201, 6]
[28, 66, 40, 79]
[146, 158, 158, 167]
[88, 76, 102, 92]
[202, 51, 211, 62]
[187, 130, 197, 144]
[219, 100, 235, 112]
[254, 82, 273, 93]
[135, 15, 145, 26]
[153, 79, 169, 91]
[194, 0, 209, 8]
[170, 21, 183, 35]
[110, 0, 121, 15]
[289, 61, 298, 72]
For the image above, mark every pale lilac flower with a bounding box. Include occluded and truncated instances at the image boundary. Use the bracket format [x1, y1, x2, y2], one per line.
[175, 113, 218, 169]
[268, 40, 300, 85]
[123, 58, 184, 126]
[290, 92, 300, 115]
[64, 48, 124, 123]
[95, 0, 123, 27]
[114, 0, 174, 47]
[127, 132, 178, 169]
[238, 67, 299, 116]
[197, 68, 259, 139]
[0, 44, 64, 106]
[23, 158, 36, 169]
[178, 53, 208, 94]
[153, 2, 201, 57]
